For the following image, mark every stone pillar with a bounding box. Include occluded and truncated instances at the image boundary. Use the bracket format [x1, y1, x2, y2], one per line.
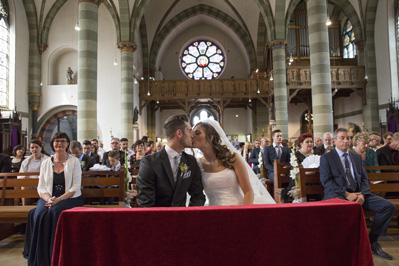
[77, 0, 103, 142]
[307, 0, 333, 137]
[355, 40, 366, 67]
[118, 41, 137, 144]
[268, 40, 289, 139]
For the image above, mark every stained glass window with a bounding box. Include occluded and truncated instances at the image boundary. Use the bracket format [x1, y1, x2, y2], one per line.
[342, 20, 356, 59]
[0, 2, 9, 108]
[192, 109, 215, 125]
[0, 0, 7, 18]
[181, 40, 225, 80]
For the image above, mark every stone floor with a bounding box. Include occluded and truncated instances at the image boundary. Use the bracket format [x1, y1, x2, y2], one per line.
[0, 233, 398, 265]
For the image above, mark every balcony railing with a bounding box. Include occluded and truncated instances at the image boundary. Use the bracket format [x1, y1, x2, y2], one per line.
[139, 66, 365, 101]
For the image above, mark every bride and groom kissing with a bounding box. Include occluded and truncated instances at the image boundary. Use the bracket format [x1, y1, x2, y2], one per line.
[136, 114, 275, 207]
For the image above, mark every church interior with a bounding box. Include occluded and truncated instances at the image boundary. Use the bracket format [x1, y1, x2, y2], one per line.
[1, 0, 399, 265]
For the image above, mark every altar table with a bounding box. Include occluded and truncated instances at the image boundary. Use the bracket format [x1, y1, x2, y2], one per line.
[52, 199, 373, 266]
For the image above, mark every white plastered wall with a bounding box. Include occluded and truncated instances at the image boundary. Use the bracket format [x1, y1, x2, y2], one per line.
[38, 2, 122, 151]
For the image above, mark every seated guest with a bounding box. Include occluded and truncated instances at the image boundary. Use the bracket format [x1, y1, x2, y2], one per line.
[244, 141, 252, 165]
[263, 129, 291, 183]
[23, 131, 84, 265]
[238, 142, 245, 158]
[382, 131, 393, 147]
[376, 132, 399, 167]
[19, 139, 50, 178]
[82, 140, 100, 164]
[0, 152, 12, 173]
[108, 150, 122, 171]
[261, 137, 270, 148]
[70, 141, 96, 171]
[130, 140, 146, 165]
[102, 138, 125, 167]
[369, 131, 381, 151]
[145, 140, 155, 155]
[313, 136, 322, 152]
[11, 145, 26, 172]
[295, 133, 313, 164]
[102, 150, 122, 205]
[91, 138, 105, 158]
[248, 139, 261, 174]
[121, 137, 134, 159]
[353, 132, 379, 173]
[155, 141, 163, 152]
[320, 128, 396, 260]
[315, 132, 333, 155]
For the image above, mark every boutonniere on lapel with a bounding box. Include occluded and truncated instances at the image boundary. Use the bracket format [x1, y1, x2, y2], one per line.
[80, 161, 86, 168]
[179, 162, 191, 179]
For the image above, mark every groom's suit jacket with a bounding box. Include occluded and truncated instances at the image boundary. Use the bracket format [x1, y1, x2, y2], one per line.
[136, 147, 205, 207]
[320, 149, 370, 200]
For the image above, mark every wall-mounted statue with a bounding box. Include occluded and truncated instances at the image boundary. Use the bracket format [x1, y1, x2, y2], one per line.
[67, 67, 74, 84]
[133, 106, 139, 124]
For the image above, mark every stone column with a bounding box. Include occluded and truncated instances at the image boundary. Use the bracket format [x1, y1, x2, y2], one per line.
[307, 0, 333, 137]
[118, 42, 137, 144]
[77, 0, 103, 142]
[363, 0, 380, 132]
[268, 40, 289, 139]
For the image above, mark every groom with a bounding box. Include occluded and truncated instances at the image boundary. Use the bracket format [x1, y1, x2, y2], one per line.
[136, 114, 206, 207]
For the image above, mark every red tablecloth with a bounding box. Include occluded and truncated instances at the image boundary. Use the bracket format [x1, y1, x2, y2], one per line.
[52, 199, 373, 266]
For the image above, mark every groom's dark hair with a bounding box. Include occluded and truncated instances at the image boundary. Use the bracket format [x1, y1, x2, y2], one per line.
[164, 114, 190, 140]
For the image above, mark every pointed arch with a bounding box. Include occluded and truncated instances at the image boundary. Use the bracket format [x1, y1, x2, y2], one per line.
[149, 4, 257, 73]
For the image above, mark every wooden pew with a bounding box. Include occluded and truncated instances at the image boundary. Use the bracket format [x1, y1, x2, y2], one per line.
[273, 160, 291, 203]
[0, 169, 127, 240]
[261, 161, 273, 197]
[0, 169, 126, 221]
[364, 165, 399, 225]
[298, 166, 324, 202]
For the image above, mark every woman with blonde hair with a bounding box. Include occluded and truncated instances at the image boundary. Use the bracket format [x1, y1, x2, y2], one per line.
[353, 132, 379, 172]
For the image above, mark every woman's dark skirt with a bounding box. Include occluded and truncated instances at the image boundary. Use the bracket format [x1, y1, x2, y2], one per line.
[23, 196, 85, 266]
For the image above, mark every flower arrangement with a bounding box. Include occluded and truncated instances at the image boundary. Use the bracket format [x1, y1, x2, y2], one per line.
[80, 161, 86, 168]
[124, 150, 133, 207]
[258, 149, 263, 179]
[289, 143, 300, 201]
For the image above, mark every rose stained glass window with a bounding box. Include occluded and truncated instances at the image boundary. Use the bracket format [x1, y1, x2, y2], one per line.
[181, 41, 225, 80]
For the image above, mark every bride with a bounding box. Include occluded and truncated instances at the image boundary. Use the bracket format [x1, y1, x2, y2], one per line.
[192, 119, 275, 206]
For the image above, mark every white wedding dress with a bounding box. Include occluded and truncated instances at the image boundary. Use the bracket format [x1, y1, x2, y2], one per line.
[194, 118, 276, 206]
[198, 160, 244, 206]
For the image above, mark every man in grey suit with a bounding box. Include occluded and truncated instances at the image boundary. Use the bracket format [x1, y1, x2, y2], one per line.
[137, 114, 205, 207]
[320, 128, 396, 260]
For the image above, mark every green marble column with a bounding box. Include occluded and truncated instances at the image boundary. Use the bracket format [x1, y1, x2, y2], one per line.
[118, 42, 137, 144]
[269, 40, 289, 138]
[307, 0, 333, 137]
[77, 0, 103, 142]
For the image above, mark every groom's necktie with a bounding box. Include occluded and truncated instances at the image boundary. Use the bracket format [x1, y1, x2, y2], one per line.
[173, 154, 181, 182]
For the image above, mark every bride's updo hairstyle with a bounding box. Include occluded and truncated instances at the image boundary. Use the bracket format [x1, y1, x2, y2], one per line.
[196, 122, 236, 169]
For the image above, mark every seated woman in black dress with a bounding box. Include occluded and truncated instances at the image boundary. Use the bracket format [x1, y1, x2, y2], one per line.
[23, 132, 84, 266]
[11, 145, 26, 172]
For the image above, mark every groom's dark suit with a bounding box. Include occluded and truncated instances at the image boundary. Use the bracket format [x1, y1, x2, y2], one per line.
[320, 148, 396, 238]
[136, 147, 205, 207]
